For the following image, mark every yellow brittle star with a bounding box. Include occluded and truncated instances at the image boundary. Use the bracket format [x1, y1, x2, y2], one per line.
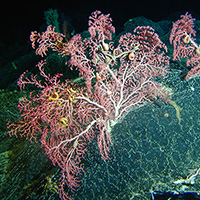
[47, 92, 59, 101]
[59, 117, 69, 128]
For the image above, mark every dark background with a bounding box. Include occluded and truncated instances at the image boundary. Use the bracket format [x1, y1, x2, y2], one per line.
[1, 0, 200, 47]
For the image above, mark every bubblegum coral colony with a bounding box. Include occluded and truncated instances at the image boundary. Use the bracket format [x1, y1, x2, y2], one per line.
[8, 11, 200, 200]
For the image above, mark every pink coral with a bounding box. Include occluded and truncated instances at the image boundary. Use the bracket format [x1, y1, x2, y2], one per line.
[170, 12, 200, 79]
[8, 11, 171, 200]
[30, 25, 66, 57]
